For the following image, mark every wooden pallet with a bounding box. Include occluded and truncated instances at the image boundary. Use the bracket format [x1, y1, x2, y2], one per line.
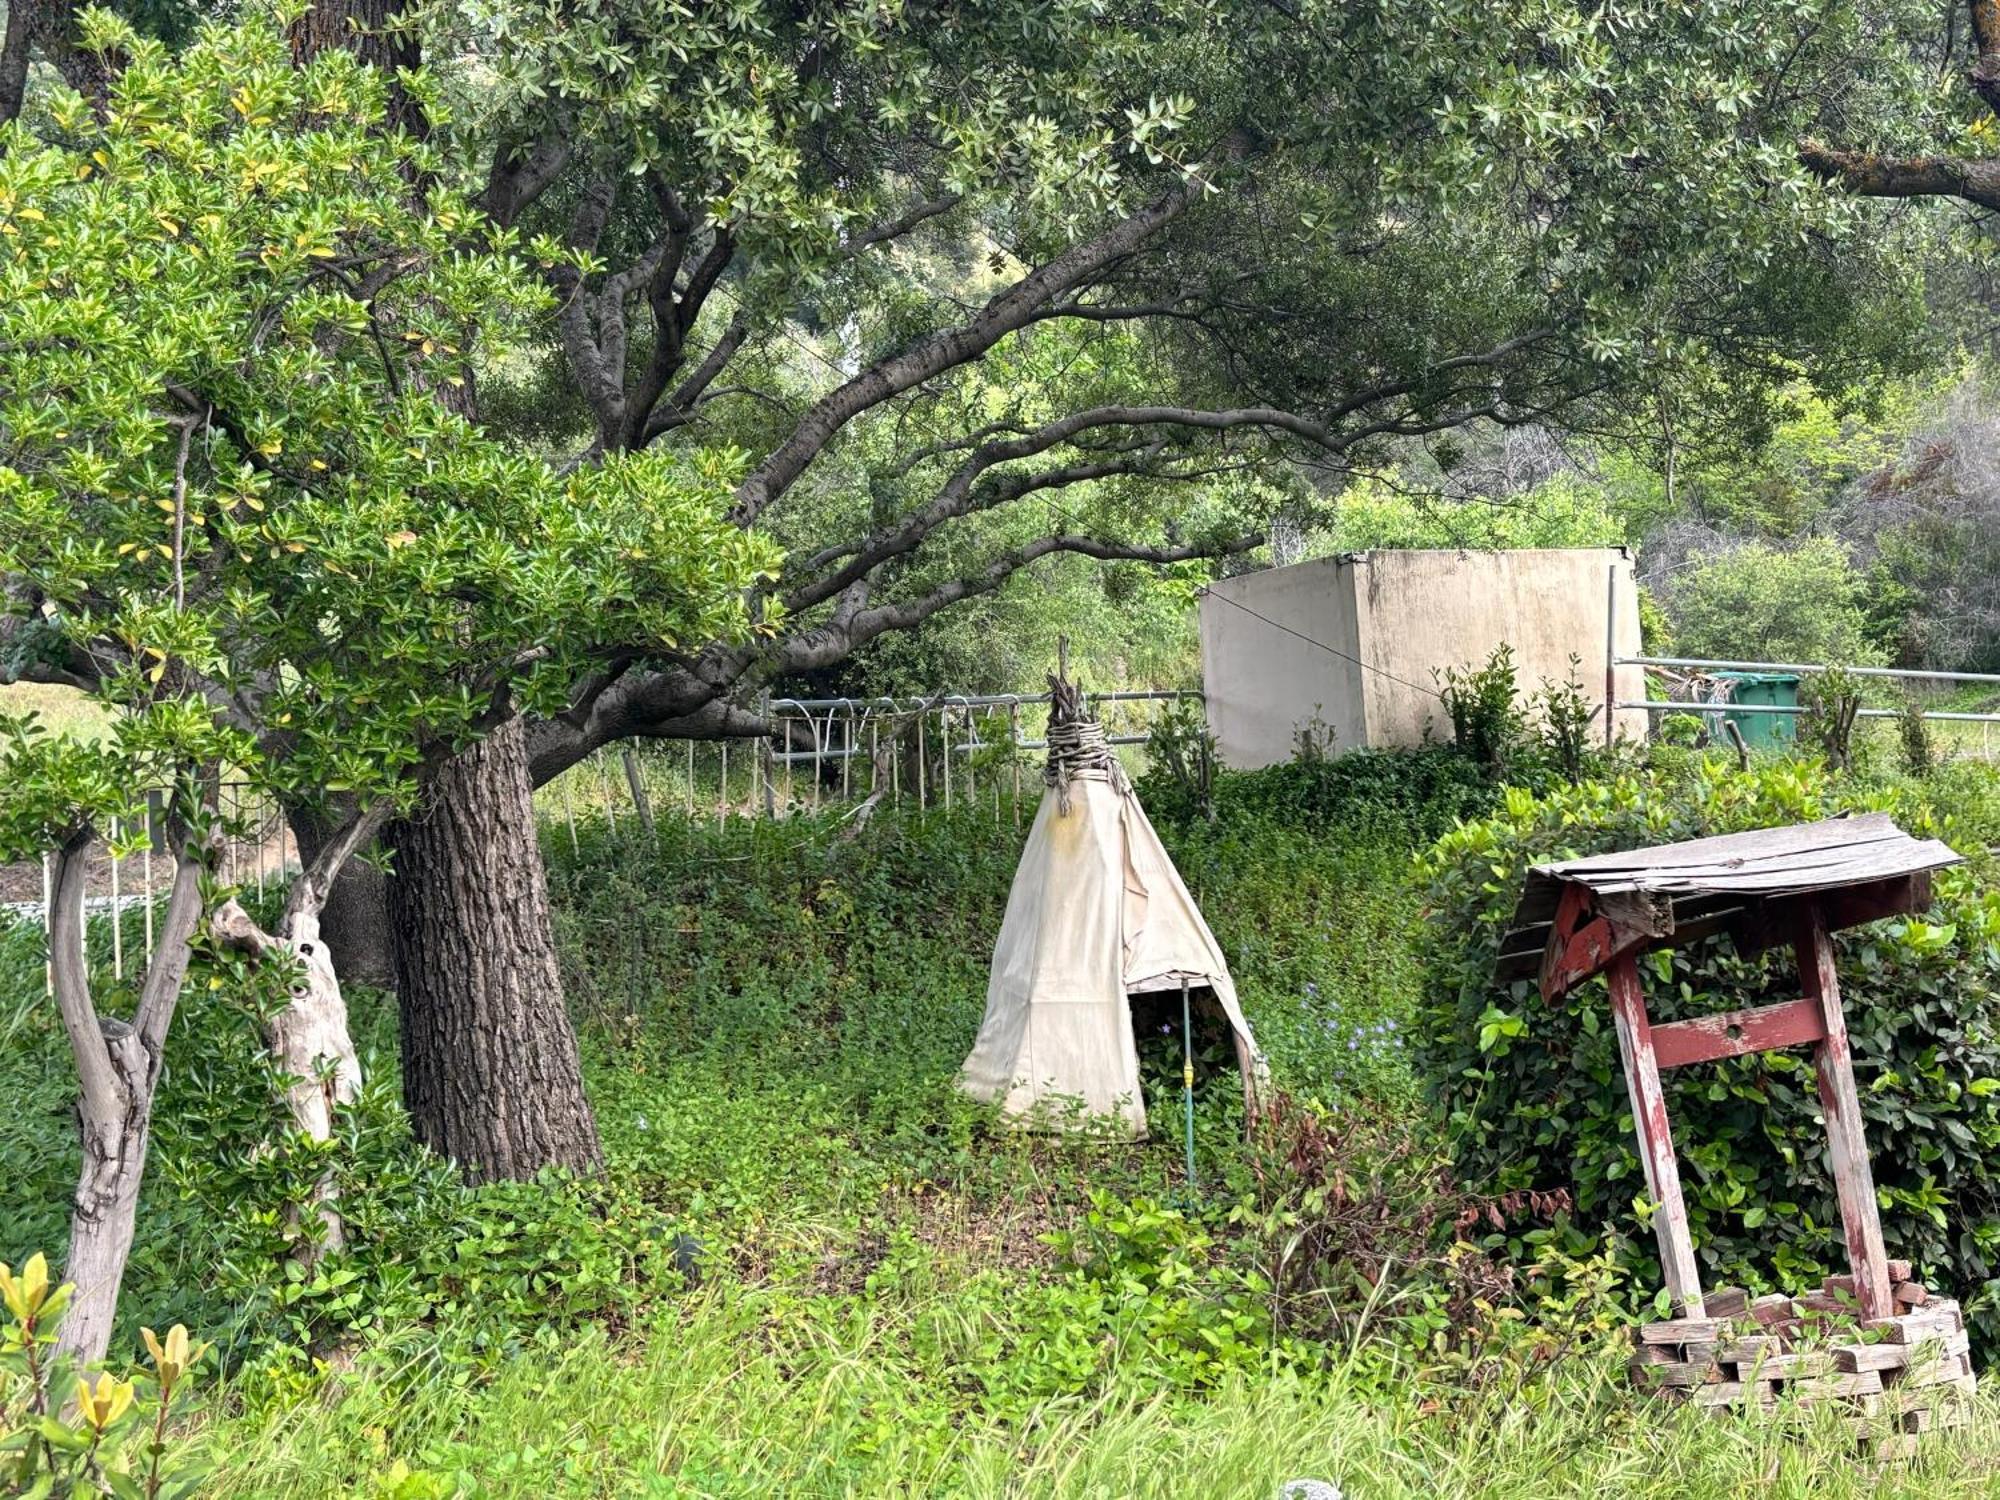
[1628, 1271, 1976, 1450]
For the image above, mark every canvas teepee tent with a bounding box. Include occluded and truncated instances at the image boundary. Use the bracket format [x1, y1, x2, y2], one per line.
[959, 674, 1267, 1139]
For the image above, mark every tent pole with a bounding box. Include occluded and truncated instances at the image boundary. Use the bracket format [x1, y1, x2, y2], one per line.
[1180, 977, 1197, 1191]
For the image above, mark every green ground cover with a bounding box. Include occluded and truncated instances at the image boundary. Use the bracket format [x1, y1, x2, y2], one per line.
[7, 748, 2000, 1496]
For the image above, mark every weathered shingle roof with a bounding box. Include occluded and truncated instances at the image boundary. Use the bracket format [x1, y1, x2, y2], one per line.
[1494, 813, 1962, 985]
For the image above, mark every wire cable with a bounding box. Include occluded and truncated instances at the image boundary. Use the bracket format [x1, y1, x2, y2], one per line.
[1194, 583, 1444, 701]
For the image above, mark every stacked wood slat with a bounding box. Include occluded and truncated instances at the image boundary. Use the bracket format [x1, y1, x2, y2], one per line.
[1627, 1265, 1975, 1454]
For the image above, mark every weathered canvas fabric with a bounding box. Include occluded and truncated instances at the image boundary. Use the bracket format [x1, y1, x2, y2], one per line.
[959, 768, 1266, 1138]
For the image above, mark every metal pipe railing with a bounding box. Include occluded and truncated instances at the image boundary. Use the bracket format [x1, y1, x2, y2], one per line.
[1620, 656, 2000, 688]
[1617, 701, 2000, 725]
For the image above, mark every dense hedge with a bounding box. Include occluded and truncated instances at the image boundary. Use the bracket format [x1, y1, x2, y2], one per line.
[1413, 757, 2000, 1343]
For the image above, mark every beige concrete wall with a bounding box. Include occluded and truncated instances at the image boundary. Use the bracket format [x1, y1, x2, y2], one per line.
[1198, 556, 1366, 769]
[1200, 548, 1646, 767]
[1352, 548, 1645, 747]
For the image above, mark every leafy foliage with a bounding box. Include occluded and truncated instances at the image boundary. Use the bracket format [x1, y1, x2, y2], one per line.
[0, 6, 773, 824]
[1140, 744, 1496, 846]
[1655, 537, 1881, 668]
[2, 1252, 207, 1498]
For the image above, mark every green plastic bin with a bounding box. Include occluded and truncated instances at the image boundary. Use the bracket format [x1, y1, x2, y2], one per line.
[1711, 671, 1801, 752]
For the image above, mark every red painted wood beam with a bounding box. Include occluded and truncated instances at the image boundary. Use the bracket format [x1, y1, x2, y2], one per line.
[1606, 953, 1705, 1316]
[1649, 996, 1827, 1071]
[1795, 904, 1894, 1323]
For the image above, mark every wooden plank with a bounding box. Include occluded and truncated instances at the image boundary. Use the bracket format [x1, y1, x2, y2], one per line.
[1834, 1342, 1913, 1374]
[1751, 1351, 1838, 1380]
[1650, 997, 1826, 1070]
[1636, 1317, 1724, 1346]
[1868, 1303, 1963, 1344]
[1796, 904, 1894, 1324]
[1820, 874, 1931, 934]
[1533, 814, 1904, 875]
[1608, 953, 1704, 1316]
[1538, 884, 1595, 1001]
[1598, 888, 1673, 939]
[1630, 1357, 1721, 1388]
[1503, 817, 1961, 979]
[1750, 1293, 1798, 1325]
[1703, 1287, 1750, 1318]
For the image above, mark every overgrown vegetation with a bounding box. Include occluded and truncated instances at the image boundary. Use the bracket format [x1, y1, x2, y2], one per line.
[9, 734, 2000, 1492]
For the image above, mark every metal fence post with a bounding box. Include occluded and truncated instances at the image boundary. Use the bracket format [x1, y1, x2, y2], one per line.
[1008, 698, 1021, 828]
[839, 699, 853, 802]
[623, 748, 656, 840]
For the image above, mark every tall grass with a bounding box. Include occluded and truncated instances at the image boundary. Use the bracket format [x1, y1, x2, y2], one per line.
[196, 1289, 2000, 1498]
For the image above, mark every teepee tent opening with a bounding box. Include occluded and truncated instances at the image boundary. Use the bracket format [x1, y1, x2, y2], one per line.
[958, 670, 1267, 1140]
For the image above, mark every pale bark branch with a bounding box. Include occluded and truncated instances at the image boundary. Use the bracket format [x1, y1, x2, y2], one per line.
[846, 194, 962, 253]
[49, 827, 118, 1122]
[282, 797, 394, 926]
[132, 830, 207, 1061]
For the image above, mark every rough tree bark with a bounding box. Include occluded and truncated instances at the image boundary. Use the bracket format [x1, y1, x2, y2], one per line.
[286, 802, 395, 991]
[386, 716, 602, 1182]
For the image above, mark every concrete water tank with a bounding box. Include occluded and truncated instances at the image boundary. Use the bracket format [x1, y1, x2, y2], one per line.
[1197, 548, 1647, 769]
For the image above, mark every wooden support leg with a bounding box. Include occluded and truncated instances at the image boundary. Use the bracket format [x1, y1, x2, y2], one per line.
[1795, 904, 1893, 1322]
[1607, 954, 1704, 1316]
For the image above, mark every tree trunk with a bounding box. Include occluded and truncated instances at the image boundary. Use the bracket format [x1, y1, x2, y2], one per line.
[56, 1032, 152, 1367]
[387, 717, 601, 1183]
[213, 901, 362, 1257]
[286, 803, 395, 991]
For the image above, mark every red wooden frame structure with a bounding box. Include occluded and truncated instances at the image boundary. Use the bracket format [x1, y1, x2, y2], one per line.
[1500, 814, 1962, 1322]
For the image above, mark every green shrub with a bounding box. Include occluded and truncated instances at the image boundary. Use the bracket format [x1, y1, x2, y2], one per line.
[2, 1252, 208, 1498]
[1438, 645, 1530, 775]
[1665, 537, 1881, 666]
[1146, 745, 1496, 846]
[1413, 758, 2000, 1344]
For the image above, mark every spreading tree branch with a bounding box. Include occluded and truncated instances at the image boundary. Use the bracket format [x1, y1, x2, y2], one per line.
[779, 530, 1264, 671]
[1799, 140, 2000, 210]
[729, 141, 1254, 527]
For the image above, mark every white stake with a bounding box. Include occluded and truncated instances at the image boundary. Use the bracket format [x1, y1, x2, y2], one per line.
[109, 817, 123, 982]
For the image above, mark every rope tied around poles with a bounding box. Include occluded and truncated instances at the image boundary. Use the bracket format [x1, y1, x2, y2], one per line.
[1043, 670, 1126, 814]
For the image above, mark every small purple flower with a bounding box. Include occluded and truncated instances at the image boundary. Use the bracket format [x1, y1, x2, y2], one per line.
[1305, 982, 1319, 998]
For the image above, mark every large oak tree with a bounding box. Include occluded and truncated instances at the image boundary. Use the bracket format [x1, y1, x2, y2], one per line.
[2, 0, 1946, 1184]
[343, 0, 1939, 1182]
[0, 9, 773, 1359]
